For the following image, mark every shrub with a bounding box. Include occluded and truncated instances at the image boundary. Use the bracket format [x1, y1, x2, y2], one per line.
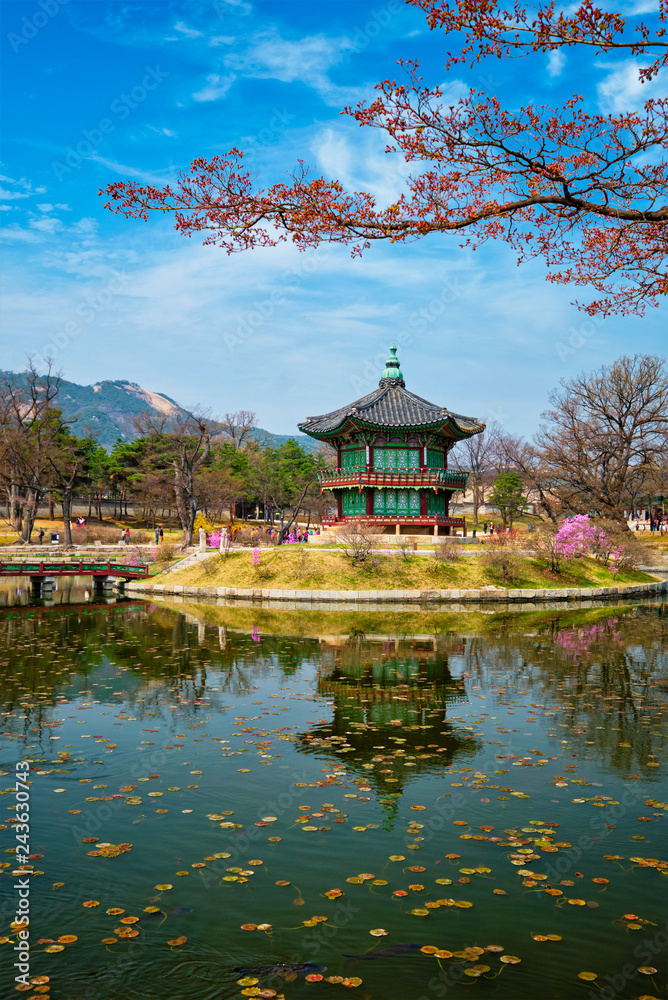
[529, 523, 561, 573]
[434, 539, 462, 562]
[153, 541, 178, 566]
[339, 521, 384, 563]
[555, 514, 647, 573]
[483, 535, 523, 584]
[193, 513, 214, 535]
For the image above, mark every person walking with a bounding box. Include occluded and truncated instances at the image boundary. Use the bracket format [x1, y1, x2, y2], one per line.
[155, 526, 160, 545]
[38, 527, 44, 545]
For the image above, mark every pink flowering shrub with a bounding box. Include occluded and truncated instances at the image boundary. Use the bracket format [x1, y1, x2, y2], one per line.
[554, 515, 639, 573]
[208, 530, 222, 548]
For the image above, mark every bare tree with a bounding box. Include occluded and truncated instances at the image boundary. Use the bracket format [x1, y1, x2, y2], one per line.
[338, 520, 384, 563]
[536, 355, 668, 524]
[451, 422, 500, 525]
[0, 360, 61, 542]
[495, 433, 560, 524]
[136, 411, 212, 549]
[219, 411, 256, 450]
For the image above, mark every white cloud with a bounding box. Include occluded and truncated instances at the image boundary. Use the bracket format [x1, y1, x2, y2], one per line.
[547, 50, 566, 79]
[311, 123, 428, 207]
[89, 154, 176, 186]
[597, 59, 667, 113]
[210, 35, 235, 46]
[193, 73, 236, 102]
[173, 21, 203, 39]
[0, 186, 30, 200]
[225, 29, 364, 106]
[30, 216, 64, 234]
[148, 125, 176, 137]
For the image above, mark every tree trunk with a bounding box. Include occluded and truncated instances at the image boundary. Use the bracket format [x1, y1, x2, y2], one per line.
[97, 490, 103, 521]
[20, 490, 39, 544]
[472, 477, 480, 526]
[9, 484, 22, 534]
[88, 493, 93, 517]
[48, 491, 54, 520]
[278, 483, 310, 543]
[62, 490, 74, 548]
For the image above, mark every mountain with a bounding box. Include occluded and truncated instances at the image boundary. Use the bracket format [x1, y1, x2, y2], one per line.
[2, 373, 320, 453]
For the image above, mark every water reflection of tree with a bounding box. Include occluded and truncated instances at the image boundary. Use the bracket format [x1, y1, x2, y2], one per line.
[452, 604, 668, 775]
[0, 602, 316, 742]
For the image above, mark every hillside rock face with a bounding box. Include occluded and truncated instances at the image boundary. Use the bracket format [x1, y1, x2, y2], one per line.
[3, 372, 319, 453]
[57, 379, 182, 449]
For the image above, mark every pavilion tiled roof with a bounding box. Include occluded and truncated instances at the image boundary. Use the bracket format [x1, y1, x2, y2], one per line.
[299, 346, 484, 442]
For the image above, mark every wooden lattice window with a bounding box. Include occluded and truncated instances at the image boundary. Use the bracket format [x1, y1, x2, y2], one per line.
[341, 449, 365, 469]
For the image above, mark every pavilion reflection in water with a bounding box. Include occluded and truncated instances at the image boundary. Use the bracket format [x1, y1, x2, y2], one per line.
[295, 635, 479, 811]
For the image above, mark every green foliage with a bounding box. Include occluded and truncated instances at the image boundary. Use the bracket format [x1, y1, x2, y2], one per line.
[489, 472, 529, 527]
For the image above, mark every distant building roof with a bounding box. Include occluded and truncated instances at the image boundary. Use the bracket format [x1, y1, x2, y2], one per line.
[299, 345, 485, 442]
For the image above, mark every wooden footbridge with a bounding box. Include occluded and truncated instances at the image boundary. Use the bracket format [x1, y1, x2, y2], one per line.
[0, 560, 148, 595]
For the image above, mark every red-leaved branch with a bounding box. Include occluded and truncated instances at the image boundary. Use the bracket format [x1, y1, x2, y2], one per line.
[102, 1, 668, 316]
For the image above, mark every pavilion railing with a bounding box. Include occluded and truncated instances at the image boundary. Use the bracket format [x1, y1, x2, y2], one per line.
[318, 469, 467, 490]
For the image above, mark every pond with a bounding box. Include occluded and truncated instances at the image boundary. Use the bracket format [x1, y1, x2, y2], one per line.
[0, 593, 666, 1000]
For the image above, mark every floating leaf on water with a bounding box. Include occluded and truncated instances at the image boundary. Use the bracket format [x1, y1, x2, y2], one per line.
[305, 974, 324, 981]
[369, 929, 388, 936]
[410, 908, 429, 916]
[577, 972, 598, 981]
[500, 956, 521, 964]
[568, 899, 586, 906]
[275, 880, 291, 887]
[421, 946, 438, 954]
[155, 884, 173, 891]
[58, 935, 77, 943]
[82, 900, 99, 908]
[167, 936, 187, 946]
[434, 950, 453, 959]
[638, 968, 658, 975]
[389, 856, 405, 862]
[45, 945, 65, 952]
[237, 978, 259, 987]
[106, 908, 124, 916]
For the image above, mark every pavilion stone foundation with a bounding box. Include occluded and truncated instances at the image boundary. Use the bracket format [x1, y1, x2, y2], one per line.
[299, 345, 484, 537]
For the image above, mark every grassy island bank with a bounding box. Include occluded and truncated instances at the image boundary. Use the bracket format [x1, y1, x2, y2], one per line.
[154, 548, 655, 592]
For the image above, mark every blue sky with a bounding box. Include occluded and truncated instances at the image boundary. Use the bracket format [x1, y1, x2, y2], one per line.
[1, 0, 665, 437]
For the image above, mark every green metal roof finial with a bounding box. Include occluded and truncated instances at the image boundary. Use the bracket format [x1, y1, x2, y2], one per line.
[379, 344, 405, 387]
